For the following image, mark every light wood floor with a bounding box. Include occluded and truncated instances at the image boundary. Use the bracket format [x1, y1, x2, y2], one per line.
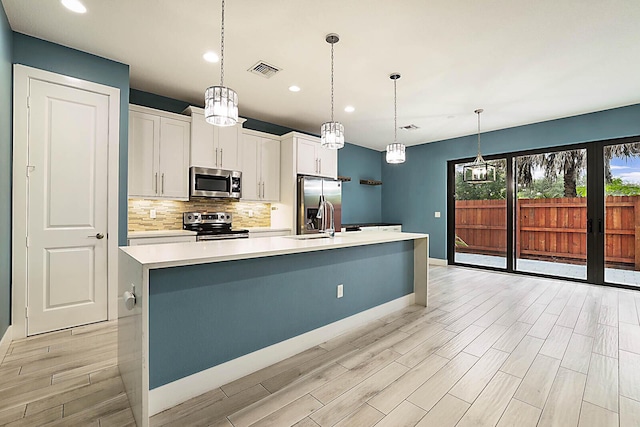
[4, 265, 640, 426]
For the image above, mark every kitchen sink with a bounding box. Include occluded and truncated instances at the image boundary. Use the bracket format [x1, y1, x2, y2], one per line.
[283, 234, 332, 240]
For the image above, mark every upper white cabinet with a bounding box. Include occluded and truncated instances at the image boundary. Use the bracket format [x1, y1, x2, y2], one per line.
[240, 130, 280, 202]
[295, 135, 337, 178]
[183, 106, 245, 171]
[128, 105, 190, 200]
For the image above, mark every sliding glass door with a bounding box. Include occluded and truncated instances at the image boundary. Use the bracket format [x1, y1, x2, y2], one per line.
[453, 159, 508, 268]
[515, 148, 588, 280]
[448, 136, 640, 288]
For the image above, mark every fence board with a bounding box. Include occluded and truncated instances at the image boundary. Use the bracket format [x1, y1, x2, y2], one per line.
[455, 195, 639, 270]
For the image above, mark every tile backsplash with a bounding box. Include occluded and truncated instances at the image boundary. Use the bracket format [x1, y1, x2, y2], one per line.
[128, 199, 271, 231]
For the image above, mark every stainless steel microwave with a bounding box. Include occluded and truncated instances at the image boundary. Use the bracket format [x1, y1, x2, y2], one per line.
[189, 167, 242, 198]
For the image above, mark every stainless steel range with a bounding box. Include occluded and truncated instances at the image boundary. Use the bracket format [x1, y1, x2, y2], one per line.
[183, 212, 249, 241]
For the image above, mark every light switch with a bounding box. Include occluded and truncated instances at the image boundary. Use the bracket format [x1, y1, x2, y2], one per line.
[435, 211, 441, 218]
[150, 209, 157, 219]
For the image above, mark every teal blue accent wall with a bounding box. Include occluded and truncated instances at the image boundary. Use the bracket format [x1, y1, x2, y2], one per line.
[13, 33, 130, 246]
[130, 88, 385, 225]
[338, 144, 382, 224]
[382, 104, 640, 259]
[148, 241, 414, 388]
[0, 3, 13, 339]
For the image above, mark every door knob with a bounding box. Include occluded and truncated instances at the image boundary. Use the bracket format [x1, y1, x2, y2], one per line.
[96, 233, 105, 239]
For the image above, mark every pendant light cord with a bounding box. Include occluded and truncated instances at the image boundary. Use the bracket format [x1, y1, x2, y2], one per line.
[330, 40, 334, 123]
[477, 110, 481, 157]
[394, 78, 398, 143]
[220, 0, 225, 86]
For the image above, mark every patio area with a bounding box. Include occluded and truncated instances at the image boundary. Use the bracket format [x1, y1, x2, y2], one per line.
[455, 252, 640, 287]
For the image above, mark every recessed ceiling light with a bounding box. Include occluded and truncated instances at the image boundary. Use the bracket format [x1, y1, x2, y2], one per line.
[61, 0, 87, 14]
[344, 106, 355, 113]
[288, 85, 301, 92]
[203, 51, 219, 63]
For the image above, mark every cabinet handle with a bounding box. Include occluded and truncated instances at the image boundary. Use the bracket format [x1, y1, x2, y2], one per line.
[315, 159, 318, 173]
[154, 173, 158, 194]
[161, 173, 165, 194]
[220, 148, 223, 166]
[262, 181, 265, 198]
[319, 158, 322, 174]
[215, 148, 219, 167]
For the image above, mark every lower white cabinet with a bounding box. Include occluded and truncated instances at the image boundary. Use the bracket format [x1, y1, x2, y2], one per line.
[240, 131, 280, 202]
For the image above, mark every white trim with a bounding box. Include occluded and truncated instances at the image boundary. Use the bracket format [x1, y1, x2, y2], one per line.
[11, 65, 120, 338]
[148, 293, 415, 416]
[429, 257, 448, 266]
[0, 325, 12, 362]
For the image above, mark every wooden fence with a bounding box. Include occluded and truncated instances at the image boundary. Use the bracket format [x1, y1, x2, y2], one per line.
[455, 196, 639, 269]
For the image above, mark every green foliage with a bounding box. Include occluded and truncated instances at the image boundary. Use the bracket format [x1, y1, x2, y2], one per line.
[605, 178, 640, 196]
[517, 177, 566, 199]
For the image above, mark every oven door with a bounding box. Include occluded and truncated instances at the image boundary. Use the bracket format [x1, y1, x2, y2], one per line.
[196, 233, 249, 241]
[190, 167, 241, 198]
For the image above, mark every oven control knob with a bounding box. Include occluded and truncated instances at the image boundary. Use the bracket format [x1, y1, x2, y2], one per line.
[187, 215, 192, 220]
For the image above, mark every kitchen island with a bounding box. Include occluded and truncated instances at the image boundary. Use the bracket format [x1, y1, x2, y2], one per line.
[118, 231, 428, 426]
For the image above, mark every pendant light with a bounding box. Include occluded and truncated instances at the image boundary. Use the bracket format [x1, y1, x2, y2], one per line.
[204, 0, 238, 126]
[320, 33, 344, 149]
[386, 73, 405, 164]
[463, 108, 496, 183]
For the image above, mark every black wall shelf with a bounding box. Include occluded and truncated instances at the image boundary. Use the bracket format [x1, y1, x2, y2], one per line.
[360, 179, 382, 186]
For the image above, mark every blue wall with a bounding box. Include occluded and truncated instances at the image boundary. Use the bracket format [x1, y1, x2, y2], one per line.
[338, 144, 382, 224]
[0, 4, 13, 340]
[130, 88, 384, 224]
[13, 33, 130, 246]
[148, 241, 414, 388]
[382, 104, 640, 259]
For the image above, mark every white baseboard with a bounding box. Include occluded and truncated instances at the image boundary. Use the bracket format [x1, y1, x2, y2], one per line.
[0, 325, 12, 363]
[429, 258, 448, 266]
[149, 293, 415, 416]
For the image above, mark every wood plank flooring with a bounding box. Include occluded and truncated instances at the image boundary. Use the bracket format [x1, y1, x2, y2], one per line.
[4, 265, 640, 426]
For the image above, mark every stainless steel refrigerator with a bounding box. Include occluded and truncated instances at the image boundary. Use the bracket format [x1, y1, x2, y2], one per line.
[297, 175, 342, 235]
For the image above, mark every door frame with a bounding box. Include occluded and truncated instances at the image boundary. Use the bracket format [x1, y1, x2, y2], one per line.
[12, 65, 120, 339]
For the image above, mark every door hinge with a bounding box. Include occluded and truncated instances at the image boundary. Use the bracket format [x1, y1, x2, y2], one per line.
[26, 96, 30, 108]
[26, 165, 35, 177]
[26, 236, 29, 247]
[25, 306, 28, 318]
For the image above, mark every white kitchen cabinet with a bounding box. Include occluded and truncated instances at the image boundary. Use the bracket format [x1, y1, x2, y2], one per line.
[128, 105, 190, 200]
[183, 106, 245, 171]
[128, 235, 197, 246]
[360, 225, 402, 232]
[240, 130, 280, 201]
[295, 135, 337, 178]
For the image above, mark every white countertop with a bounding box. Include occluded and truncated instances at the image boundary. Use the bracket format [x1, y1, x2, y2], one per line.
[127, 230, 197, 239]
[120, 231, 428, 269]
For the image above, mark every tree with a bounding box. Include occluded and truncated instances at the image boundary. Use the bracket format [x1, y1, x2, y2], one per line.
[517, 142, 640, 198]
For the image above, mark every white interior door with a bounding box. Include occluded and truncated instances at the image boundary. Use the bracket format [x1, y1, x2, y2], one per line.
[27, 79, 109, 335]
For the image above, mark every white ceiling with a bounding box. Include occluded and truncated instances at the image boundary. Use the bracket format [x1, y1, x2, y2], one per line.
[3, 0, 640, 151]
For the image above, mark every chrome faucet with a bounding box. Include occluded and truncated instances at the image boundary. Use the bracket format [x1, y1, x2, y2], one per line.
[316, 196, 335, 237]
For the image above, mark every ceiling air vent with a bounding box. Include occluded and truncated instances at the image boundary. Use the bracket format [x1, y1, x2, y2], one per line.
[248, 61, 281, 79]
[400, 124, 419, 130]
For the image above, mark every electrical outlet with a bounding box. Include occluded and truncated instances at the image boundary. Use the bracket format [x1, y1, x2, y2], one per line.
[150, 209, 157, 219]
[434, 211, 441, 218]
[247, 210, 254, 217]
[337, 284, 344, 298]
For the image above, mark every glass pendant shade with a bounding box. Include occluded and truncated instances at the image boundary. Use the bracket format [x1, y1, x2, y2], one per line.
[205, 85, 238, 126]
[321, 121, 345, 149]
[386, 143, 405, 164]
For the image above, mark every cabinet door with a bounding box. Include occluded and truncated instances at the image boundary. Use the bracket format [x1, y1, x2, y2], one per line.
[240, 134, 260, 200]
[159, 118, 190, 199]
[129, 111, 160, 197]
[317, 144, 338, 178]
[216, 125, 241, 170]
[261, 137, 281, 201]
[189, 111, 216, 168]
[296, 137, 318, 175]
